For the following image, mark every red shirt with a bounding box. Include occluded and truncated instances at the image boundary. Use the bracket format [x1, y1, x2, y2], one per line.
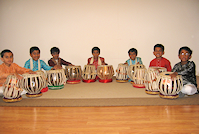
[149, 57, 172, 71]
[87, 57, 106, 70]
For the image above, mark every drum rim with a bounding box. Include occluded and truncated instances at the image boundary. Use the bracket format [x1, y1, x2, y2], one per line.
[159, 72, 181, 78]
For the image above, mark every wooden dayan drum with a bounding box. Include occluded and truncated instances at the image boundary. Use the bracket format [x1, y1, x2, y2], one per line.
[127, 64, 145, 83]
[97, 65, 114, 83]
[21, 73, 46, 97]
[132, 68, 147, 88]
[157, 72, 183, 99]
[144, 67, 167, 95]
[3, 75, 23, 102]
[116, 63, 128, 83]
[46, 69, 66, 89]
[82, 65, 96, 83]
[65, 66, 82, 84]
[36, 70, 48, 92]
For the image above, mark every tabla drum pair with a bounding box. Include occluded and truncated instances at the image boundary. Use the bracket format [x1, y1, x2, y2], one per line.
[116, 63, 128, 83]
[65, 66, 82, 84]
[82, 65, 96, 83]
[3, 75, 23, 102]
[144, 67, 167, 95]
[97, 65, 114, 83]
[127, 64, 146, 88]
[21, 73, 46, 97]
[46, 69, 66, 89]
[157, 72, 183, 99]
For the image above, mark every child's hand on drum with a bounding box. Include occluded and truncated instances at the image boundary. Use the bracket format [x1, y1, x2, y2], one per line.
[53, 65, 62, 70]
[169, 72, 178, 80]
[28, 70, 36, 74]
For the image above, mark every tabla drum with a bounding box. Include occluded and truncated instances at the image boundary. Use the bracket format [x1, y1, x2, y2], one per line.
[127, 64, 145, 83]
[132, 68, 147, 88]
[36, 70, 48, 92]
[97, 65, 114, 83]
[65, 66, 82, 84]
[148, 67, 167, 73]
[144, 69, 160, 95]
[3, 75, 23, 102]
[21, 73, 46, 97]
[82, 65, 96, 83]
[157, 72, 183, 99]
[116, 63, 128, 83]
[46, 69, 66, 89]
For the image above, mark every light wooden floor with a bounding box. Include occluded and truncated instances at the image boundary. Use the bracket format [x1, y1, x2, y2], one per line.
[0, 105, 199, 134]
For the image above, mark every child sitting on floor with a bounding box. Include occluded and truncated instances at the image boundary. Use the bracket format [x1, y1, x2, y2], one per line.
[149, 44, 172, 71]
[0, 49, 35, 96]
[125, 48, 143, 65]
[170, 46, 198, 97]
[48, 47, 73, 67]
[87, 47, 107, 70]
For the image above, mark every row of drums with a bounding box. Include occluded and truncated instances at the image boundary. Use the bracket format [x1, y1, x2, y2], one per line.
[2, 64, 183, 102]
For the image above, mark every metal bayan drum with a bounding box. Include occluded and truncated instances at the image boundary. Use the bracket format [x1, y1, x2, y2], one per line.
[116, 63, 128, 83]
[36, 70, 48, 92]
[21, 73, 46, 97]
[144, 67, 167, 95]
[127, 64, 145, 83]
[157, 72, 183, 99]
[97, 65, 114, 83]
[3, 75, 23, 102]
[65, 66, 82, 84]
[46, 69, 66, 89]
[82, 65, 96, 83]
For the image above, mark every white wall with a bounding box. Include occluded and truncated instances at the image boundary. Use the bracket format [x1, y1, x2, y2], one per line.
[0, 0, 199, 74]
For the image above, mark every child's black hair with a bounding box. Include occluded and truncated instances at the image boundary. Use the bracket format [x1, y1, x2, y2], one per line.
[92, 47, 100, 54]
[154, 44, 164, 51]
[178, 46, 192, 56]
[30, 46, 40, 54]
[50, 47, 60, 54]
[128, 48, 138, 55]
[1, 49, 13, 58]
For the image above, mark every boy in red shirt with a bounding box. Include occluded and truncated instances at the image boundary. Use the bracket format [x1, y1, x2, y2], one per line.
[87, 47, 107, 70]
[149, 44, 172, 71]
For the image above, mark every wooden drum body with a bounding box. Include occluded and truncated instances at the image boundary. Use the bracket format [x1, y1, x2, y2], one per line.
[65, 66, 82, 84]
[144, 67, 167, 95]
[46, 69, 66, 89]
[36, 70, 48, 92]
[97, 65, 114, 83]
[132, 68, 147, 88]
[127, 64, 145, 83]
[82, 65, 96, 83]
[157, 72, 183, 99]
[116, 63, 128, 83]
[3, 75, 23, 102]
[21, 73, 46, 97]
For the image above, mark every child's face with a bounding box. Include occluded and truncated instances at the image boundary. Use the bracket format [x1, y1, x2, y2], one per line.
[30, 50, 40, 61]
[1, 52, 13, 66]
[129, 51, 137, 60]
[92, 50, 100, 59]
[178, 49, 191, 62]
[52, 52, 59, 60]
[153, 47, 164, 59]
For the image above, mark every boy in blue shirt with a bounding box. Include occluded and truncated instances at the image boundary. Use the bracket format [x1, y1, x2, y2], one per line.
[125, 48, 143, 65]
